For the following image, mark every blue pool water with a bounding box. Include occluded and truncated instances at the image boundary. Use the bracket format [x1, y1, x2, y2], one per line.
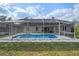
[13, 33, 57, 38]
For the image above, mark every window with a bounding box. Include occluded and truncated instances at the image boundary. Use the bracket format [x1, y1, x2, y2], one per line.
[36, 26, 38, 31]
[62, 26, 66, 31]
[71, 27, 74, 32]
[62, 26, 64, 31]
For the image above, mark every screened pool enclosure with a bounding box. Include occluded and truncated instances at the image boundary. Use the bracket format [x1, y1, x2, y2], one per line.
[0, 18, 78, 39]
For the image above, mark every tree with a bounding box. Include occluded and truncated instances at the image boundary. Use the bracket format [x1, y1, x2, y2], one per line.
[72, 19, 79, 39]
[8, 17, 12, 21]
[0, 16, 6, 21]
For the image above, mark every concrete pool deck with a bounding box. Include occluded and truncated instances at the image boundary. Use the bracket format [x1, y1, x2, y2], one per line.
[0, 35, 79, 42]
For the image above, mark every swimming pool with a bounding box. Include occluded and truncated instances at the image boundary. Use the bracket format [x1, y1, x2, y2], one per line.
[12, 33, 58, 39]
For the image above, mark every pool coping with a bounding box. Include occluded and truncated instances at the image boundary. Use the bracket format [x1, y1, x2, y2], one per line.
[0, 33, 78, 42]
[0, 38, 78, 42]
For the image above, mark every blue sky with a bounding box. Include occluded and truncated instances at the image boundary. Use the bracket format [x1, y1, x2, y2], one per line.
[8, 3, 75, 14]
[0, 3, 79, 21]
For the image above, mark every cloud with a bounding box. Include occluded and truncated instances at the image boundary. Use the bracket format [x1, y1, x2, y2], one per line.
[45, 4, 79, 21]
[74, 4, 79, 8]
[11, 5, 45, 19]
[66, 4, 79, 21]
[0, 3, 79, 21]
[0, 3, 13, 19]
[25, 5, 45, 18]
[0, 3, 9, 15]
[46, 8, 73, 20]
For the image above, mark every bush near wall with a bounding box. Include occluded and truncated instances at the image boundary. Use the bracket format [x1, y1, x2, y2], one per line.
[76, 26, 79, 39]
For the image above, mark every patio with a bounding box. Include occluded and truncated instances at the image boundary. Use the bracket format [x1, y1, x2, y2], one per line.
[0, 18, 78, 42]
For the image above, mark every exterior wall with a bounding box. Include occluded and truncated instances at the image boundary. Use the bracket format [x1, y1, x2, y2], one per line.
[23, 26, 28, 33]
[35, 26, 42, 33]
[66, 25, 72, 32]
[29, 26, 36, 33]
[0, 22, 74, 36]
[0, 23, 9, 35]
[60, 24, 73, 32]
[23, 26, 43, 33]
[54, 25, 59, 34]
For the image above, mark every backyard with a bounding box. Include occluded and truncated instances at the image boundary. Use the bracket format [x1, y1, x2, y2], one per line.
[0, 42, 79, 56]
[0, 25, 78, 56]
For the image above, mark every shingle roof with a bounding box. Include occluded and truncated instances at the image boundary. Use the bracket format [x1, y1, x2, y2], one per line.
[19, 18, 73, 24]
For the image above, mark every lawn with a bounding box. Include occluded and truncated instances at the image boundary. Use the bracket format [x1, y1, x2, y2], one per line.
[0, 34, 9, 38]
[0, 42, 79, 56]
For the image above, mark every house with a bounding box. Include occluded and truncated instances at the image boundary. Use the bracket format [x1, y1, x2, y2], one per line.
[0, 17, 76, 38]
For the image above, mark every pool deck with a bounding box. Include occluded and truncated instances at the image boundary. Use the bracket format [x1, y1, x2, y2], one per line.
[0, 36, 79, 42]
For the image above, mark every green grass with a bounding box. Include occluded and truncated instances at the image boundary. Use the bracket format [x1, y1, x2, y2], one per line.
[76, 26, 79, 39]
[0, 42, 79, 56]
[0, 34, 9, 38]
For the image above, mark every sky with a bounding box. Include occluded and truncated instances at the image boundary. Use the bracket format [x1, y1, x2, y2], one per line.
[0, 3, 79, 21]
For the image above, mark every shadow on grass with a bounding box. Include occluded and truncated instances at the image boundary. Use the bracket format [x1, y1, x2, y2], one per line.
[0, 42, 79, 51]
